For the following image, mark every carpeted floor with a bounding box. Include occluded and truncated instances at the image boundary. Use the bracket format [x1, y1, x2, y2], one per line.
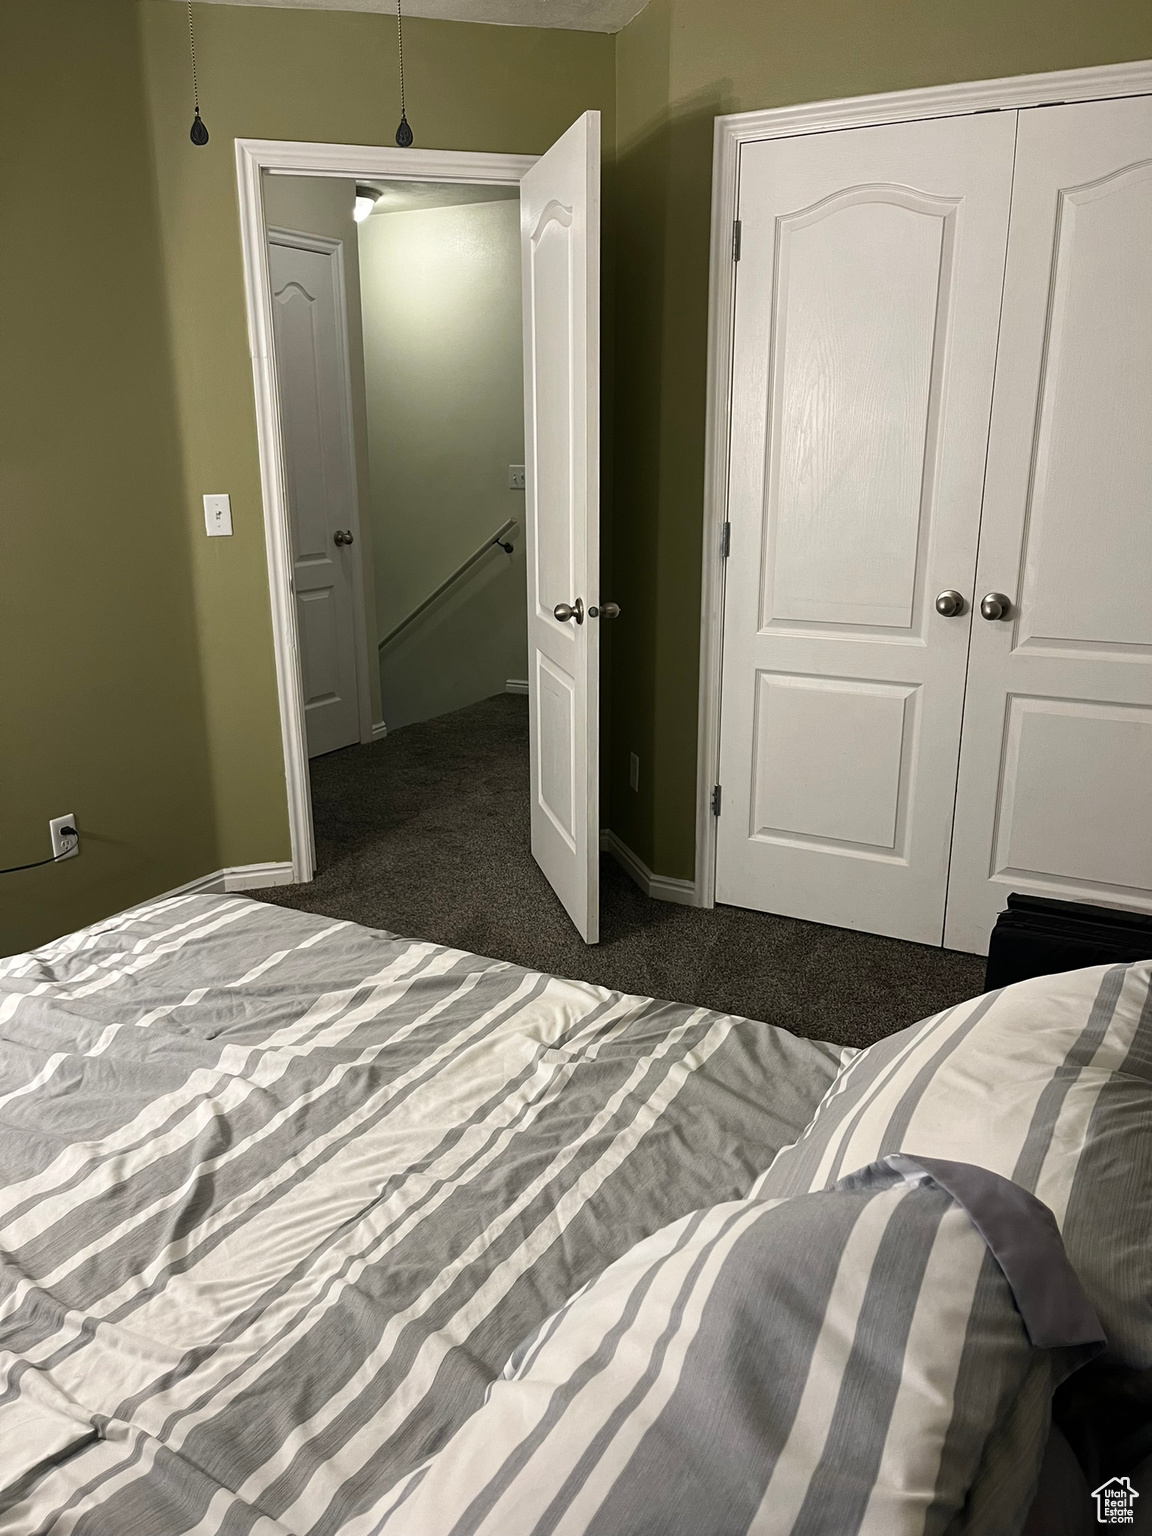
[254, 694, 987, 1051]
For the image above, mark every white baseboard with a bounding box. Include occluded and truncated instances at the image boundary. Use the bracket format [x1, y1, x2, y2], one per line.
[155, 862, 297, 901]
[224, 862, 296, 891]
[600, 830, 697, 907]
[505, 679, 529, 695]
[370, 721, 388, 742]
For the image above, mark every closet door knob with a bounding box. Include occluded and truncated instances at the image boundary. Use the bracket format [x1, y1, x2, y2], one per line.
[980, 592, 1012, 621]
[554, 599, 584, 625]
[588, 602, 620, 619]
[934, 590, 966, 617]
[333, 529, 354, 547]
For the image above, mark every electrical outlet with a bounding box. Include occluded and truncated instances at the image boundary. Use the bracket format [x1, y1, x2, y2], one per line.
[629, 752, 640, 792]
[50, 814, 79, 861]
[508, 465, 526, 491]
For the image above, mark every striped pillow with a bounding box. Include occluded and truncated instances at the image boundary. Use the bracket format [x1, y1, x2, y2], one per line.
[755, 961, 1152, 1366]
[374, 1158, 1102, 1536]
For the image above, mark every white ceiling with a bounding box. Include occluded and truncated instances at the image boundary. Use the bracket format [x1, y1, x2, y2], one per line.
[179, 0, 648, 34]
[362, 179, 520, 213]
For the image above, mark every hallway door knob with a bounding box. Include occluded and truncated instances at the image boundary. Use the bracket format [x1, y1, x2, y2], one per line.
[589, 602, 620, 619]
[980, 592, 1012, 621]
[334, 529, 354, 547]
[934, 590, 966, 617]
[554, 599, 584, 625]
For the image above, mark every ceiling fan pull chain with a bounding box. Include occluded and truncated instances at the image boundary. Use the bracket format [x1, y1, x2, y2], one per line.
[188, 3, 209, 145]
[395, 0, 414, 147]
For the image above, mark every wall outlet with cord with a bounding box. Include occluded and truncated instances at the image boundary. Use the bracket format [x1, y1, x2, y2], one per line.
[0, 815, 80, 876]
[50, 815, 80, 861]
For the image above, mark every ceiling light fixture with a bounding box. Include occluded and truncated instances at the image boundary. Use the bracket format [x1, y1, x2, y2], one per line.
[354, 186, 383, 223]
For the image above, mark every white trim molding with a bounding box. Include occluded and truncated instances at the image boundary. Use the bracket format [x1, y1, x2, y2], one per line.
[694, 58, 1152, 910]
[600, 829, 697, 907]
[371, 721, 389, 742]
[505, 679, 529, 695]
[156, 862, 297, 901]
[235, 138, 538, 884]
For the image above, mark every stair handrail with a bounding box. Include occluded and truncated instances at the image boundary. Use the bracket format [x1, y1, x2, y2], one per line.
[377, 519, 517, 652]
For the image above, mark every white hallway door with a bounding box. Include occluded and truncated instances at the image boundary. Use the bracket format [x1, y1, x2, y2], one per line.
[945, 97, 1152, 950]
[269, 230, 365, 759]
[521, 111, 603, 943]
[716, 113, 1016, 945]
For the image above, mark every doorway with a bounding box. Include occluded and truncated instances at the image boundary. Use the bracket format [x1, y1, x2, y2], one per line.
[356, 178, 528, 732]
[236, 124, 604, 941]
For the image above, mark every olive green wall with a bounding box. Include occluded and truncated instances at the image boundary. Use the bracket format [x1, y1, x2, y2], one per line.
[135, 0, 616, 873]
[608, 0, 1152, 879]
[0, 0, 216, 955]
[5, 0, 1148, 956]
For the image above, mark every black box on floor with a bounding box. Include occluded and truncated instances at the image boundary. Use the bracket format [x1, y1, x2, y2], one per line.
[985, 893, 1152, 991]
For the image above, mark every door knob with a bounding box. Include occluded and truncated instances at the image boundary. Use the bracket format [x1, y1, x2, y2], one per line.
[934, 590, 966, 617]
[588, 602, 620, 619]
[334, 529, 354, 547]
[980, 592, 1012, 621]
[554, 599, 584, 625]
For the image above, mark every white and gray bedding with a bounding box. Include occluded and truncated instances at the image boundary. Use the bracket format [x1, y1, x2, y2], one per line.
[2, 894, 1147, 1536]
[376, 1156, 1104, 1536]
[0, 893, 844, 1532]
[754, 959, 1152, 1365]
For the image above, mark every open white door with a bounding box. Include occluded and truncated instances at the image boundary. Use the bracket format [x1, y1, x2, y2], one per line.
[521, 112, 602, 943]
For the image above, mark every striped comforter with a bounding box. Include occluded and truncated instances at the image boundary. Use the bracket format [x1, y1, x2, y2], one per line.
[0, 894, 844, 1533]
[375, 1156, 1104, 1536]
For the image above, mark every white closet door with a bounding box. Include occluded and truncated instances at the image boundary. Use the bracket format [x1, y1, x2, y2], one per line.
[945, 97, 1152, 953]
[716, 113, 1015, 944]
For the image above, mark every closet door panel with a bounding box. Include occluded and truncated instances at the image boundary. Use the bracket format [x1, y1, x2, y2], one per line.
[945, 96, 1152, 953]
[716, 112, 1016, 944]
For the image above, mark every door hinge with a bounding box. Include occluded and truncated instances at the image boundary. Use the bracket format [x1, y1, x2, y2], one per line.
[711, 784, 722, 817]
[732, 219, 742, 262]
[720, 521, 731, 559]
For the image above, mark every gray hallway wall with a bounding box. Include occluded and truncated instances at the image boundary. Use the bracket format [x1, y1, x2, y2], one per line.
[357, 194, 528, 731]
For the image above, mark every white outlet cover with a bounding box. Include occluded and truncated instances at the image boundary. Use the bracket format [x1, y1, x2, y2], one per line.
[203, 493, 233, 537]
[49, 813, 79, 860]
[508, 465, 526, 490]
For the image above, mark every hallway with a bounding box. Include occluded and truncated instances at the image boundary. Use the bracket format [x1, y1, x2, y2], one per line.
[256, 695, 985, 1050]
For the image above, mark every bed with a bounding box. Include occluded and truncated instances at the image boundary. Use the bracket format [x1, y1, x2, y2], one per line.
[1, 893, 1149, 1535]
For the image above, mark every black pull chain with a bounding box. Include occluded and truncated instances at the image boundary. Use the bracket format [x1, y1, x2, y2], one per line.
[395, 0, 413, 147]
[188, 3, 209, 146]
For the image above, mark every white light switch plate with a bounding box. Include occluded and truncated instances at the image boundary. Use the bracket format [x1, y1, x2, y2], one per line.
[508, 465, 526, 491]
[203, 493, 233, 537]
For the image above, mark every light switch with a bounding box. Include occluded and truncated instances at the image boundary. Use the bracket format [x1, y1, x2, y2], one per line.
[508, 465, 526, 491]
[203, 493, 233, 537]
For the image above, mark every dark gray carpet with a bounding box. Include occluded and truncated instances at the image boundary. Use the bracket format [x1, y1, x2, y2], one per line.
[254, 694, 986, 1051]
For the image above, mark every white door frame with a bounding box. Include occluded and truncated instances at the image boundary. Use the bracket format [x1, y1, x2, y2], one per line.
[267, 223, 374, 756]
[236, 139, 537, 883]
[694, 58, 1152, 911]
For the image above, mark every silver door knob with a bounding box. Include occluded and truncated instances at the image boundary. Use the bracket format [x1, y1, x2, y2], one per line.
[588, 602, 620, 619]
[553, 599, 584, 625]
[980, 592, 1012, 621]
[934, 590, 966, 617]
[334, 529, 354, 546]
